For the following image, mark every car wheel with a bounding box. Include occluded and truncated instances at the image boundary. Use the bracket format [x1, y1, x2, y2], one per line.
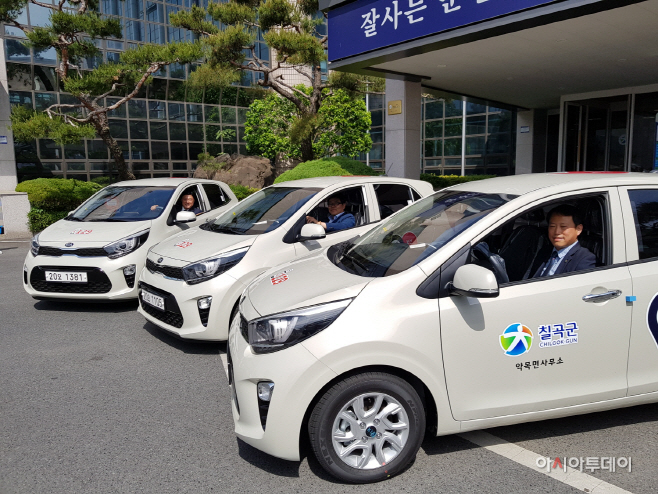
[308, 372, 426, 483]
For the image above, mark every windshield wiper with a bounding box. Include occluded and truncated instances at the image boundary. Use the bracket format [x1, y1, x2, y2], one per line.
[88, 218, 130, 222]
[66, 216, 83, 221]
[211, 225, 243, 235]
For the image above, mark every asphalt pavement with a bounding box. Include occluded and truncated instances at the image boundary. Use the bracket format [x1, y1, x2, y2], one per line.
[1, 241, 655, 493]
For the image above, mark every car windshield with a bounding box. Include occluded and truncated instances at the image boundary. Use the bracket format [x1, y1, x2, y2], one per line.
[203, 186, 321, 235]
[333, 190, 517, 277]
[68, 186, 176, 222]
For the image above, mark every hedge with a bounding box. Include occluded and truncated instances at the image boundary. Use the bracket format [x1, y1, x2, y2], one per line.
[16, 178, 102, 233]
[420, 174, 497, 190]
[274, 157, 379, 184]
[229, 184, 259, 201]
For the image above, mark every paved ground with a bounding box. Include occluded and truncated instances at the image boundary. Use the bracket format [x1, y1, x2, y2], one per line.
[1, 241, 656, 493]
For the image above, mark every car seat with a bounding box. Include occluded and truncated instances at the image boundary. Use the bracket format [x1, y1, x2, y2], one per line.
[498, 209, 549, 282]
[576, 198, 605, 266]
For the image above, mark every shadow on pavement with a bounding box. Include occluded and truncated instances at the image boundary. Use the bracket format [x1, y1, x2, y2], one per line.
[422, 401, 658, 455]
[236, 438, 302, 478]
[34, 299, 139, 313]
[143, 321, 222, 355]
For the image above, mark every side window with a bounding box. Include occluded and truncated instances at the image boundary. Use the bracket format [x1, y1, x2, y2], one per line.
[373, 183, 416, 219]
[472, 194, 608, 284]
[628, 189, 658, 260]
[306, 186, 367, 233]
[202, 183, 229, 211]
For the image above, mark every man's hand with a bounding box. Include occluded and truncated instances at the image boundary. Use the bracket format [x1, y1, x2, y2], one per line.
[306, 216, 318, 224]
[150, 205, 161, 211]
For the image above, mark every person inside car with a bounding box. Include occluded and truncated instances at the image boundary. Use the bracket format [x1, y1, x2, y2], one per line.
[151, 193, 202, 215]
[533, 204, 596, 278]
[306, 193, 355, 232]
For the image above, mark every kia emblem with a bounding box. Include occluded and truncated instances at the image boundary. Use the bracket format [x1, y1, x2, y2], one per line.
[65, 242, 74, 247]
[157, 257, 163, 263]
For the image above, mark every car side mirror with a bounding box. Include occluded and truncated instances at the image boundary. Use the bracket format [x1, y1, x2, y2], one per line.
[175, 211, 197, 224]
[299, 223, 326, 241]
[447, 264, 499, 298]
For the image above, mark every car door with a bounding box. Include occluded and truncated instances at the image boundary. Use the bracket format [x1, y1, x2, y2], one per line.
[439, 188, 632, 421]
[294, 185, 376, 255]
[619, 186, 658, 395]
[371, 182, 422, 221]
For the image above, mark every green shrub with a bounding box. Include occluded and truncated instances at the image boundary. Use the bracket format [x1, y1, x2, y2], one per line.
[420, 173, 496, 190]
[229, 184, 259, 201]
[274, 157, 379, 184]
[26, 208, 69, 233]
[16, 178, 102, 211]
[90, 175, 120, 186]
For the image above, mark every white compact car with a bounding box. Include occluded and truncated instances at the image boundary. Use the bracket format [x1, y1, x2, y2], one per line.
[23, 178, 237, 301]
[230, 172, 658, 483]
[138, 176, 433, 340]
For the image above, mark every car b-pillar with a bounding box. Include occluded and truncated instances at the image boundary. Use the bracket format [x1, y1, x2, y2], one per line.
[385, 77, 422, 180]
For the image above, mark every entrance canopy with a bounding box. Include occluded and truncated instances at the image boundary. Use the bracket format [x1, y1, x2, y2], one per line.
[325, 0, 658, 109]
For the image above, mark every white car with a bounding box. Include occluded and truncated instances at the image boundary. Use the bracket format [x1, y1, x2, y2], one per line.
[230, 172, 658, 483]
[138, 176, 433, 340]
[23, 178, 237, 301]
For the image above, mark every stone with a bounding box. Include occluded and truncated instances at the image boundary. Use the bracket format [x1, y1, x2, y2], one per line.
[274, 152, 301, 178]
[194, 154, 274, 189]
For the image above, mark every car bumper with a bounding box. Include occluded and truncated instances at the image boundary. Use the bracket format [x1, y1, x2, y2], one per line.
[228, 309, 338, 461]
[137, 267, 246, 341]
[23, 251, 140, 301]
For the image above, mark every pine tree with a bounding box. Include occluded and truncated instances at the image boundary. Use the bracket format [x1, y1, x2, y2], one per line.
[2, 0, 203, 180]
[170, 0, 381, 162]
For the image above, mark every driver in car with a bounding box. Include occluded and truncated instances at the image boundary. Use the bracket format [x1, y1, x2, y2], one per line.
[151, 193, 202, 215]
[533, 204, 596, 278]
[306, 193, 355, 232]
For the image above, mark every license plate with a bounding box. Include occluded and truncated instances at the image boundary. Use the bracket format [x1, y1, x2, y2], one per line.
[44, 271, 88, 283]
[141, 290, 165, 311]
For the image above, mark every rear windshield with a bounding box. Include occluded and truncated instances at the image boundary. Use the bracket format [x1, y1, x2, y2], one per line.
[333, 190, 517, 277]
[68, 186, 176, 222]
[202, 187, 321, 235]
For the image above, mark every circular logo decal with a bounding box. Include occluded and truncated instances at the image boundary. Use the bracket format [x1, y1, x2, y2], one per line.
[500, 323, 533, 356]
[402, 232, 417, 245]
[365, 426, 377, 438]
[65, 242, 74, 247]
[646, 293, 658, 348]
[157, 257, 164, 263]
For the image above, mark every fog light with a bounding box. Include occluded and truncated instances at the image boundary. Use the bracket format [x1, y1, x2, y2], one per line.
[257, 381, 274, 402]
[123, 265, 136, 276]
[197, 296, 213, 310]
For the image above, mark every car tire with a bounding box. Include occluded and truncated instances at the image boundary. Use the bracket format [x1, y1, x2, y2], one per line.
[308, 372, 426, 483]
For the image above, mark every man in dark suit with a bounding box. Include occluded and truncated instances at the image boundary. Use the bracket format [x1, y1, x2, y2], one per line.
[533, 204, 596, 278]
[177, 194, 202, 216]
[306, 193, 355, 232]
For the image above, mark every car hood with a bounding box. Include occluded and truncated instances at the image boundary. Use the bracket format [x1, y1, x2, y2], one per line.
[150, 227, 258, 262]
[39, 219, 152, 246]
[245, 250, 370, 317]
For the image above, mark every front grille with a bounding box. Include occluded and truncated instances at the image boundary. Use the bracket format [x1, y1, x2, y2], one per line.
[38, 246, 108, 257]
[139, 281, 184, 328]
[30, 266, 112, 294]
[240, 315, 248, 342]
[145, 258, 184, 280]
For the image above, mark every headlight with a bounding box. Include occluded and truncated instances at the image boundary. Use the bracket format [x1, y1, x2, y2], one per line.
[248, 299, 352, 354]
[182, 246, 249, 285]
[103, 229, 149, 259]
[31, 233, 40, 256]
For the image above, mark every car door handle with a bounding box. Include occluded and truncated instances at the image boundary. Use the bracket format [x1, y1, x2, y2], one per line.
[582, 290, 622, 303]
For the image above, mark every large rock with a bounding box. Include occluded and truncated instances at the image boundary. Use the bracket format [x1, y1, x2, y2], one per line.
[274, 152, 301, 178]
[194, 154, 274, 189]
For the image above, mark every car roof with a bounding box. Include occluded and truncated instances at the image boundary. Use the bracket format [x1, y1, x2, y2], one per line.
[450, 172, 658, 196]
[270, 176, 427, 188]
[110, 177, 222, 187]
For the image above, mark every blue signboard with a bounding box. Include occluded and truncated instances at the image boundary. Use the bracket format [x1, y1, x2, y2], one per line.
[328, 0, 559, 61]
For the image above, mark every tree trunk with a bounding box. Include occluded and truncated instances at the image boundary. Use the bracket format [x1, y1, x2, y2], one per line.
[99, 127, 134, 181]
[300, 136, 314, 162]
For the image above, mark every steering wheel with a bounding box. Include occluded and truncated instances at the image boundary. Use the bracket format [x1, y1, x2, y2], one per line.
[472, 242, 509, 284]
[383, 232, 403, 244]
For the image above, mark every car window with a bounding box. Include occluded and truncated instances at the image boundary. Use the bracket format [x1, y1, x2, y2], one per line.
[332, 190, 515, 277]
[628, 189, 658, 260]
[373, 183, 416, 219]
[202, 187, 321, 236]
[473, 193, 608, 284]
[202, 183, 230, 210]
[69, 186, 176, 222]
[306, 186, 368, 233]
